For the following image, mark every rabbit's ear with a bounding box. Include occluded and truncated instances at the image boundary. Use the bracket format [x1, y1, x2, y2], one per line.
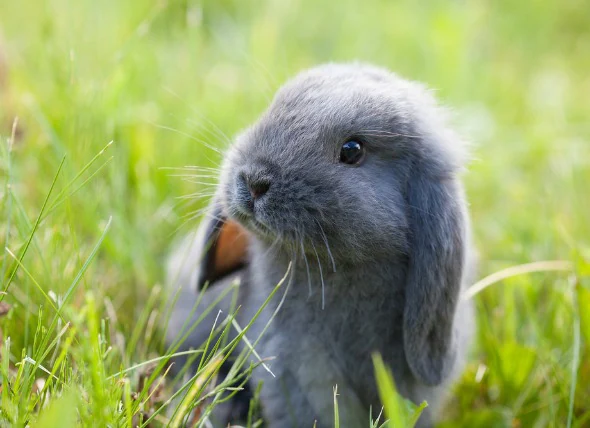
[403, 167, 466, 386]
[194, 200, 249, 290]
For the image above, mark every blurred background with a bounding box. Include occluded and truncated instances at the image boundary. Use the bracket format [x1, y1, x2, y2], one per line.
[0, 0, 589, 426]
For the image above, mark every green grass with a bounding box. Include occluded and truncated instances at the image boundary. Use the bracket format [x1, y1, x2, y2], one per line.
[0, 0, 589, 426]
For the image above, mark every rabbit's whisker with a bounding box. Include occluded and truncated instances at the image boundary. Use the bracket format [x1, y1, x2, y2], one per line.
[315, 219, 336, 273]
[167, 173, 219, 179]
[177, 212, 224, 230]
[151, 122, 223, 155]
[178, 202, 224, 222]
[289, 250, 298, 289]
[186, 119, 231, 149]
[186, 116, 233, 148]
[300, 239, 313, 298]
[310, 240, 325, 310]
[176, 192, 217, 200]
[261, 233, 283, 259]
[181, 205, 213, 219]
[168, 210, 224, 237]
[186, 210, 225, 222]
[162, 86, 233, 147]
[159, 166, 221, 173]
[181, 166, 221, 172]
[180, 179, 218, 186]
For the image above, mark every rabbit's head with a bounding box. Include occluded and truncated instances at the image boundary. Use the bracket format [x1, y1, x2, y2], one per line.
[194, 63, 470, 386]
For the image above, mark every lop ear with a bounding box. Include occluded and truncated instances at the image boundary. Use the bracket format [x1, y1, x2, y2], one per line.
[403, 166, 467, 386]
[193, 200, 250, 290]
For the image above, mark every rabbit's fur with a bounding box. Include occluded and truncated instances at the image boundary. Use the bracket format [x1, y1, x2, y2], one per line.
[166, 63, 475, 427]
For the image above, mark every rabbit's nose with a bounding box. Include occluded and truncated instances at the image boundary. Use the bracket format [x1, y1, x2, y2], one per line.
[237, 171, 271, 208]
[247, 177, 271, 199]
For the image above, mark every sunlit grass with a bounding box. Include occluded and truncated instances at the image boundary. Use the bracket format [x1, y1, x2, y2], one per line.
[0, 0, 589, 426]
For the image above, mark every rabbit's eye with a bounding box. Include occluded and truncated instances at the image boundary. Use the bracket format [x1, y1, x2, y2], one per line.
[339, 140, 365, 165]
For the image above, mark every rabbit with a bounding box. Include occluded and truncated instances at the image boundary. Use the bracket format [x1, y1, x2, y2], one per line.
[165, 62, 476, 428]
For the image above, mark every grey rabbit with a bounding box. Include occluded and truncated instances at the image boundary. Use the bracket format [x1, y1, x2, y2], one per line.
[165, 63, 476, 428]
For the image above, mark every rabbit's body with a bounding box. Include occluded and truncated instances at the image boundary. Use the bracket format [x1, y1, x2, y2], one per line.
[245, 252, 408, 426]
[166, 63, 475, 428]
[238, 227, 473, 427]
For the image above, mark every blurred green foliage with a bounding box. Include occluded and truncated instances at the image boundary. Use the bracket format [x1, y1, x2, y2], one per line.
[0, 0, 589, 426]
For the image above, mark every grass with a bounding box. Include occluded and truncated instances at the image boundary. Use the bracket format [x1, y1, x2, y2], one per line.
[0, 0, 589, 426]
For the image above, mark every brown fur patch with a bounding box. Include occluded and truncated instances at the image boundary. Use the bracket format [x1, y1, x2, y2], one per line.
[212, 220, 248, 278]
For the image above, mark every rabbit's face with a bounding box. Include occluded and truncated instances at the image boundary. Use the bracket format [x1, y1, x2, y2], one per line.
[220, 64, 463, 263]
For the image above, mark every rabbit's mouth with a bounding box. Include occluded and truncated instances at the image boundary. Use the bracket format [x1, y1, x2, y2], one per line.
[226, 183, 323, 246]
[227, 203, 276, 240]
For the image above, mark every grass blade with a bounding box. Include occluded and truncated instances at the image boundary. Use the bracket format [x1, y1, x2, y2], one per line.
[1, 156, 66, 299]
